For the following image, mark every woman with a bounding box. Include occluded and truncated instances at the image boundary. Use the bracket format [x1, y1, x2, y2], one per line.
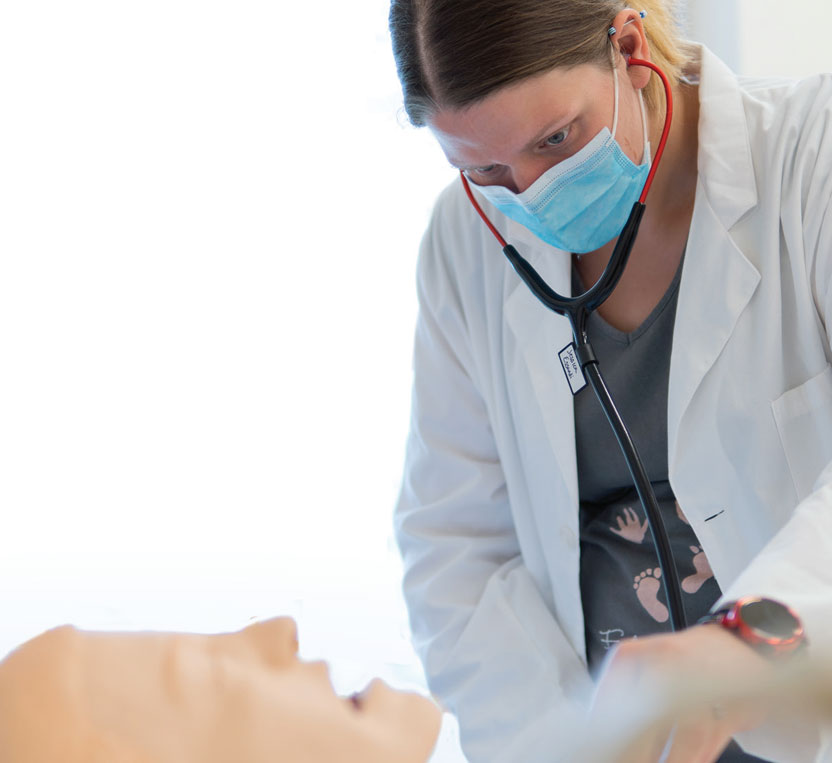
[390, 1, 832, 761]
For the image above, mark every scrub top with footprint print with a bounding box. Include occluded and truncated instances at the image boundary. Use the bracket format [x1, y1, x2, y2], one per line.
[572, 261, 767, 763]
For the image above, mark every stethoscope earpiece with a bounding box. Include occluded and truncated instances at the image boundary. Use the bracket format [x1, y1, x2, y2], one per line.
[608, 9, 647, 40]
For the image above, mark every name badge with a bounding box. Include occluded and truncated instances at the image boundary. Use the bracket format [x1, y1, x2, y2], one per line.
[558, 343, 587, 395]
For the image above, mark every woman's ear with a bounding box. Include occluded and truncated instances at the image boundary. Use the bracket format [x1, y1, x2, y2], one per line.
[608, 8, 651, 90]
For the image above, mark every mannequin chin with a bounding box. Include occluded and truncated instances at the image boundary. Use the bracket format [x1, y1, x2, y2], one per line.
[0, 617, 442, 763]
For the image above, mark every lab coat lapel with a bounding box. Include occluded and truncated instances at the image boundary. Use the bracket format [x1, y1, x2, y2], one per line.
[668, 193, 760, 474]
[496, 220, 585, 659]
[668, 45, 761, 477]
[503, 224, 578, 510]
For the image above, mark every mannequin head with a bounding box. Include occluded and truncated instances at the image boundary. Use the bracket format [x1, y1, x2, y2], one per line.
[0, 617, 441, 762]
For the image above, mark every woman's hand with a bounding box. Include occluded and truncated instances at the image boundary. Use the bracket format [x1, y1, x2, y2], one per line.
[587, 624, 774, 762]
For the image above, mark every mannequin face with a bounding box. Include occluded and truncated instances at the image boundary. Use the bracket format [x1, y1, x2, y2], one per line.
[0, 618, 442, 763]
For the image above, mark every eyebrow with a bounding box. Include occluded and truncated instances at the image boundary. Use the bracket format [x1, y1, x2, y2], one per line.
[447, 112, 576, 172]
[449, 159, 488, 172]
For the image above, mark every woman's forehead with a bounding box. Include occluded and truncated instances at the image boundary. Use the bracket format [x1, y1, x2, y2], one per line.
[428, 63, 610, 166]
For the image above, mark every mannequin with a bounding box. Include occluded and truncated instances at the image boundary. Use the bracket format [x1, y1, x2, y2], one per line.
[0, 617, 441, 762]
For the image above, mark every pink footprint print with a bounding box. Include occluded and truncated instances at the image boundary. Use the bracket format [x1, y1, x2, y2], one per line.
[681, 545, 714, 594]
[634, 568, 669, 623]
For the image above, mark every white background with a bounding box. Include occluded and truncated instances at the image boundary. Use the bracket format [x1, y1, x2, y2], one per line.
[685, 0, 831, 77]
[0, 2, 829, 761]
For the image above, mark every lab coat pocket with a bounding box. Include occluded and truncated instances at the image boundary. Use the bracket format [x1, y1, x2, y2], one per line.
[771, 363, 832, 501]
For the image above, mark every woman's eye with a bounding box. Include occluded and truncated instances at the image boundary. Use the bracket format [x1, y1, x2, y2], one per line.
[473, 164, 497, 175]
[545, 127, 570, 146]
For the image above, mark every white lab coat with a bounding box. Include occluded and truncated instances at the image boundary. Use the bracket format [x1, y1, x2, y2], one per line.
[396, 45, 832, 762]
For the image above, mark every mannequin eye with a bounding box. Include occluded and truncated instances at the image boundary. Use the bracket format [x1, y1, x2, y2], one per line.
[544, 127, 570, 146]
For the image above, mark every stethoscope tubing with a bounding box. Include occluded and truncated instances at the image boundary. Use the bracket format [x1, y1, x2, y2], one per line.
[581, 330, 687, 633]
[459, 57, 688, 632]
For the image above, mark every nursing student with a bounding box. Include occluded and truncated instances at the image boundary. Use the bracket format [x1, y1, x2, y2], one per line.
[390, 1, 832, 760]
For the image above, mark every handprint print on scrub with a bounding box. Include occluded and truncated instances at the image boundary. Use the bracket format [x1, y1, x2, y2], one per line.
[610, 506, 649, 544]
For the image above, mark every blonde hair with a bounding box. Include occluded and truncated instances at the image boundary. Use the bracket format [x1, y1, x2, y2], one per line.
[390, 0, 693, 125]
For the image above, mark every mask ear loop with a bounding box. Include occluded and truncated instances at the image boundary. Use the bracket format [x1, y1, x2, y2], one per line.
[609, 43, 621, 138]
[637, 89, 651, 168]
[608, 38, 650, 167]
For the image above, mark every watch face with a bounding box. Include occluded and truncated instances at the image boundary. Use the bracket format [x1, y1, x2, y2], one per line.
[741, 598, 801, 639]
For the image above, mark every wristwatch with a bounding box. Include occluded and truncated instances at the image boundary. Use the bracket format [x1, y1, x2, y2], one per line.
[697, 596, 806, 658]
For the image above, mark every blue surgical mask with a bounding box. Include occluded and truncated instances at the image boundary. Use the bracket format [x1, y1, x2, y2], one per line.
[468, 61, 651, 254]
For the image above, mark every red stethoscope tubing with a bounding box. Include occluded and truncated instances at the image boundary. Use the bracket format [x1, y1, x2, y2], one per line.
[632, 57, 673, 203]
[460, 176, 508, 247]
[459, 57, 674, 244]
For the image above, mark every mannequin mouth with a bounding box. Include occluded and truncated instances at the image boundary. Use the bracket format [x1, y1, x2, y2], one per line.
[348, 691, 365, 711]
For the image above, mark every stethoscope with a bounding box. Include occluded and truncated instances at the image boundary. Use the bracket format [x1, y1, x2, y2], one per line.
[459, 56, 688, 632]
